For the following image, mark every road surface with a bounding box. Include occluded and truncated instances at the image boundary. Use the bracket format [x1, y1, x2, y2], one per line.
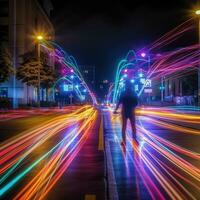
[0, 105, 200, 200]
[104, 106, 200, 200]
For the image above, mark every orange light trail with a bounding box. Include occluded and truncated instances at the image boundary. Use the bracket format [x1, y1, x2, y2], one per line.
[109, 106, 200, 199]
[0, 106, 97, 199]
[137, 107, 200, 124]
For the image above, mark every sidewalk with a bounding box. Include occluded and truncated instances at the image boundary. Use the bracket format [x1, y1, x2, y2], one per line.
[103, 111, 150, 200]
[103, 109, 200, 200]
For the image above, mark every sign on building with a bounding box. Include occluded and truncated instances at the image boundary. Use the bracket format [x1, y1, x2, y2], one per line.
[140, 78, 146, 84]
[144, 88, 153, 93]
[63, 84, 73, 92]
[144, 79, 152, 88]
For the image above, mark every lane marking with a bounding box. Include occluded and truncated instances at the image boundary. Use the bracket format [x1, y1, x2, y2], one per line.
[105, 140, 119, 200]
[84, 194, 96, 200]
[98, 116, 104, 150]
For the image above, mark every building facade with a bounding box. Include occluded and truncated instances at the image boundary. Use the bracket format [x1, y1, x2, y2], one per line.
[80, 65, 96, 89]
[163, 69, 198, 105]
[0, 0, 54, 107]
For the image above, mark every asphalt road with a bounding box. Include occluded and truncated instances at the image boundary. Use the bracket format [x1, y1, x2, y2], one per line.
[0, 107, 79, 142]
[0, 106, 105, 200]
[0, 106, 200, 200]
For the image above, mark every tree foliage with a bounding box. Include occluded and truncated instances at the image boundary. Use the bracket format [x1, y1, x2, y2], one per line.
[0, 43, 14, 83]
[17, 51, 56, 88]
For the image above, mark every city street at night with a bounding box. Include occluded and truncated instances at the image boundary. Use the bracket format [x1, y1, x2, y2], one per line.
[1, 105, 200, 199]
[1, 0, 200, 200]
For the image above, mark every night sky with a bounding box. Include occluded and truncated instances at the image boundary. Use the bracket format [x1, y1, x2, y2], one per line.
[51, 0, 199, 82]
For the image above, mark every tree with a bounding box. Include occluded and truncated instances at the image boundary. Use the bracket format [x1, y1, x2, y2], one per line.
[0, 43, 14, 83]
[41, 63, 56, 101]
[17, 51, 56, 104]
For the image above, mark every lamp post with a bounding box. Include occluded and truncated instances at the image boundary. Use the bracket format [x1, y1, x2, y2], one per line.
[36, 35, 43, 107]
[161, 77, 164, 102]
[195, 10, 200, 106]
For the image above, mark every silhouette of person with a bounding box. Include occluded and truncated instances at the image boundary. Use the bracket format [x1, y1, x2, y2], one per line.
[114, 82, 138, 145]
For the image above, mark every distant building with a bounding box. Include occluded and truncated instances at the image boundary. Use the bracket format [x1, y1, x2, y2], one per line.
[97, 79, 110, 101]
[79, 65, 96, 90]
[163, 69, 198, 105]
[0, 0, 54, 107]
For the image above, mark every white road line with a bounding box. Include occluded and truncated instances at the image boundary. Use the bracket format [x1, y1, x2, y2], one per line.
[105, 140, 119, 200]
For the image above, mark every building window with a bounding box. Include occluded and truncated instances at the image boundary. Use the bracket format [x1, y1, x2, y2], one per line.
[0, 25, 8, 41]
[0, 87, 8, 98]
[0, 0, 9, 17]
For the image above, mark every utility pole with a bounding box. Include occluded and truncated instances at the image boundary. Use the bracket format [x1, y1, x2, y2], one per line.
[37, 42, 41, 107]
[69, 94, 73, 105]
[36, 35, 43, 107]
[12, 0, 17, 108]
[198, 16, 200, 106]
[161, 77, 164, 102]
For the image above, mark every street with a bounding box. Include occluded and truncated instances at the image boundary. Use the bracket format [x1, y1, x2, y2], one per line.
[104, 106, 200, 199]
[0, 105, 200, 200]
[0, 106, 104, 199]
[1, 1, 200, 199]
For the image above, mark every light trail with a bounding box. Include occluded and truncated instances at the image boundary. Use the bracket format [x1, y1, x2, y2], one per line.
[110, 19, 198, 104]
[108, 106, 200, 199]
[137, 107, 200, 124]
[0, 107, 76, 121]
[0, 106, 97, 199]
[41, 41, 97, 104]
[141, 18, 195, 51]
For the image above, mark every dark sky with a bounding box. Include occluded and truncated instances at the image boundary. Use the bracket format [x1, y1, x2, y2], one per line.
[51, 0, 199, 82]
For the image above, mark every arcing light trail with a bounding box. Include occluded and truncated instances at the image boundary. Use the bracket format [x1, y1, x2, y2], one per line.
[108, 106, 200, 199]
[40, 41, 97, 104]
[110, 18, 198, 104]
[141, 18, 195, 52]
[107, 16, 200, 197]
[146, 44, 200, 81]
[0, 106, 97, 199]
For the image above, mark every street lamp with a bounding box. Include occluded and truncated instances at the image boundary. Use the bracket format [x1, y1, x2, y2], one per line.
[195, 10, 200, 15]
[36, 35, 44, 107]
[141, 52, 146, 58]
[160, 77, 165, 103]
[195, 10, 200, 106]
[36, 35, 43, 40]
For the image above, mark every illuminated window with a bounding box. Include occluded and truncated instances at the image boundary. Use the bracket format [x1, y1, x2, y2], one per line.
[0, 87, 8, 98]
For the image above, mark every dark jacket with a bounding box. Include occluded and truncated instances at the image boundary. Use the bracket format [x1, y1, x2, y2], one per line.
[116, 91, 138, 118]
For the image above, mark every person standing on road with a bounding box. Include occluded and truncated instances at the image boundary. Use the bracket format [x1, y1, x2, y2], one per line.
[114, 82, 138, 146]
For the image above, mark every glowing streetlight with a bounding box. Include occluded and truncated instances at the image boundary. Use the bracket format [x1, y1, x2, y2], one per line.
[139, 73, 143, 78]
[195, 10, 200, 15]
[70, 75, 74, 79]
[141, 52, 146, 57]
[36, 35, 44, 40]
